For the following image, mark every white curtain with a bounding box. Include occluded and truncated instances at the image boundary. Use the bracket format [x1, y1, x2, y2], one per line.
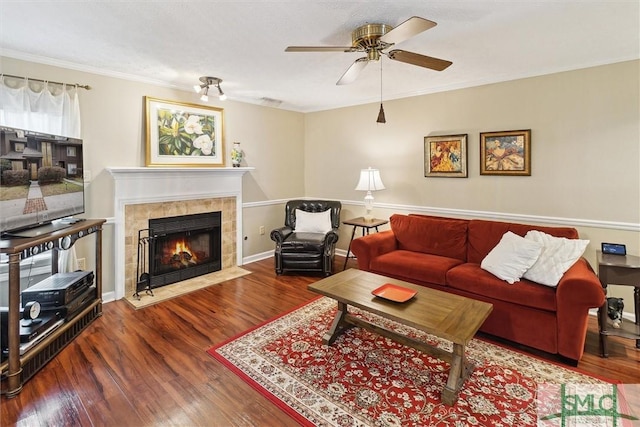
[0, 75, 81, 138]
[57, 247, 80, 273]
[0, 74, 83, 272]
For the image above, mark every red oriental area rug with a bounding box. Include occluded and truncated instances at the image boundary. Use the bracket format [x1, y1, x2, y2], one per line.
[208, 297, 619, 426]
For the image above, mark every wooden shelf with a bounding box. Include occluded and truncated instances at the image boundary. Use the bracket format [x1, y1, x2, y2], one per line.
[601, 316, 640, 340]
[597, 250, 640, 357]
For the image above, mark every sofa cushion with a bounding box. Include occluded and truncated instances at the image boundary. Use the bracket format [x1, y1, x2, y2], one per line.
[523, 230, 589, 287]
[389, 214, 468, 261]
[370, 250, 464, 287]
[447, 263, 557, 312]
[466, 219, 579, 264]
[480, 231, 543, 284]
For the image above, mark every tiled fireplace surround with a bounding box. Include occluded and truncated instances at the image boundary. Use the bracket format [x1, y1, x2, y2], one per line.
[108, 167, 251, 300]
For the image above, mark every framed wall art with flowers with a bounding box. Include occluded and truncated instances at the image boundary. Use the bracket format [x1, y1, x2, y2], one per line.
[145, 97, 225, 167]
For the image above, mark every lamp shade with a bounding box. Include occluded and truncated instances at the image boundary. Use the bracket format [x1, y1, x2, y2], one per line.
[355, 167, 385, 192]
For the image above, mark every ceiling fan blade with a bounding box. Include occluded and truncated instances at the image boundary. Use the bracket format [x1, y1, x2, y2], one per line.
[387, 49, 452, 71]
[336, 57, 368, 85]
[379, 16, 437, 45]
[285, 46, 354, 52]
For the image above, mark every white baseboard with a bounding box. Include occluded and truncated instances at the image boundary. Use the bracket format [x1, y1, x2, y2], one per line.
[102, 291, 116, 304]
[588, 307, 635, 321]
[242, 250, 273, 265]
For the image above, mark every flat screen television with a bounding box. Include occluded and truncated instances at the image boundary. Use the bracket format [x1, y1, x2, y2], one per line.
[0, 126, 85, 238]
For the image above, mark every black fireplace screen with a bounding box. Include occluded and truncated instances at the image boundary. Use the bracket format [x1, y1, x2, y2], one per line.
[135, 211, 222, 296]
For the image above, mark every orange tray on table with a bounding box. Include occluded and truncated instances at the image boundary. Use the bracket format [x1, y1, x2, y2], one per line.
[371, 283, 417, 303]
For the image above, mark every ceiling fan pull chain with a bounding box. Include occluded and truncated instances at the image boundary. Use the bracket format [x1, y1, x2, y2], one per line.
[377, 59, 386, 124]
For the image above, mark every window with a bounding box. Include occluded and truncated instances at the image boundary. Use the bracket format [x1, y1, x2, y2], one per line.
[66, 146, 76, 157]
[14, 142, 24, 152]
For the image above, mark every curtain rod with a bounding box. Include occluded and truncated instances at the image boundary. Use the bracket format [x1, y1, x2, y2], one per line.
[1, 73, 91, 90]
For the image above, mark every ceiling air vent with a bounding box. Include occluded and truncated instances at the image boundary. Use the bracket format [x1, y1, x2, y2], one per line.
[260, 97, 283, 107]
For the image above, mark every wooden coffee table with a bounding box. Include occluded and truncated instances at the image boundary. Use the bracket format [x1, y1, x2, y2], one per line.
[308, 269, 493, 405]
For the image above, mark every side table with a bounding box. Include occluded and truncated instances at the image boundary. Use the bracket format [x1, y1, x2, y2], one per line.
[342, 217, 388, 270]
[597, 250, 640, 357]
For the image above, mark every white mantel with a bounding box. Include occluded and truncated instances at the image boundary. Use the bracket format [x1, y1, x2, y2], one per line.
[107, 166, 252, 300]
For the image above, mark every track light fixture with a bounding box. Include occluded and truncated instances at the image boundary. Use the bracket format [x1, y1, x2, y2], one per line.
[216, 83, 227, 101]
[194, 76, 227, 102]
[199, 86, 210, 102]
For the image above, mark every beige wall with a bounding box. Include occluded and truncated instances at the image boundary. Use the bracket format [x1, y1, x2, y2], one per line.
[305, 61, 639, 222]
[2, 56, 639, 304]
[305, 60, 639, 302]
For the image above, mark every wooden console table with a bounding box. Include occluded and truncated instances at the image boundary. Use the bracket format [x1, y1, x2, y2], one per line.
[597, 250, 640, 357]
[0, 219, 105, 397]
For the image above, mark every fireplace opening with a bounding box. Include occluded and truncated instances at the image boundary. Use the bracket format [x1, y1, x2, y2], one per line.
[153, 229, 212, 275]
[139, 211, 222, 291]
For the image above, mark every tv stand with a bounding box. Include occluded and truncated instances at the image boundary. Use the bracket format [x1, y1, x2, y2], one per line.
[0, 219, 105, 397]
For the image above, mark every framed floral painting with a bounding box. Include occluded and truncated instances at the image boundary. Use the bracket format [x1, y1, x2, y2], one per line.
[424, 134, 468, 178]
[480, 129, 531, 176]
[145, 97, 225, 167]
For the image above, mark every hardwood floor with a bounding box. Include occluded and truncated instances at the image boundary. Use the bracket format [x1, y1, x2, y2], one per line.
[2, 257, 639, 426]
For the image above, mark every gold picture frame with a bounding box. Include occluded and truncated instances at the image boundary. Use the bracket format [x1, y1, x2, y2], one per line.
[145, 96, 225, 167]
[424, 134, 468, 178]
[480, 129, 531, 176]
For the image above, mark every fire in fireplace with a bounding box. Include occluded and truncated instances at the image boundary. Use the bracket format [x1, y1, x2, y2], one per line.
[136, 211, 222, 294]
[154, 234, 208, 274]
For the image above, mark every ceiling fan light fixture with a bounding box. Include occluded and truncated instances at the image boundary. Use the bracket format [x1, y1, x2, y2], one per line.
[367, 50, 381, 61]
[285, 16, 452, 89]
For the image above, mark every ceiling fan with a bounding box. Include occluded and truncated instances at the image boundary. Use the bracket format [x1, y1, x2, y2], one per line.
[285, 16, 452, 85]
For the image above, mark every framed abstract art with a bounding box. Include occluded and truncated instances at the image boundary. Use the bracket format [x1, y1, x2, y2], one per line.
[480, 129, 531, 176]
[424, 134, 468, 178]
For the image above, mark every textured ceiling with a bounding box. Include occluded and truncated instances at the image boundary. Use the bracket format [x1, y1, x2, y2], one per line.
[1, 1, 638, 112]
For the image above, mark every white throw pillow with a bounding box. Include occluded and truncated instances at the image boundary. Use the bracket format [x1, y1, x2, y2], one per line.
[294, 209, 332, 233]
[481, 231, 543, 284]
[523, 230, 589, 287]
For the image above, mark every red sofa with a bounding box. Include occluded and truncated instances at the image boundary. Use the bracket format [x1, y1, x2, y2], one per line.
[350, 213, 605, 363]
